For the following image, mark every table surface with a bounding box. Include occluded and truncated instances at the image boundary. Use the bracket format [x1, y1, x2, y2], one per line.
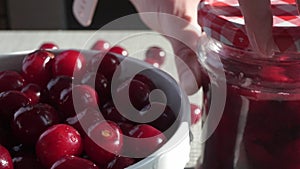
[0, 30, 202, 168]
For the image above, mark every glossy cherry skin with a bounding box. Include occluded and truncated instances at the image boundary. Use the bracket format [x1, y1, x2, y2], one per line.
[190, 103, 202, 125]
[145, 46, 166, 66]
[0, 145, 13, 169]
[88, 53, 120, 82]
[91, 40, 110, 51]
[0, 90, 31, 128]
[0, 70, 26, 93]
[11, 103, 60, 146]
[51, 155, 99, 169]
[65, 107, 104, 136]
[39, 42, 59, 50]
[52, 50, 86, 78]
[109, 46, 128, 57]
[124, 124, 166, 158]
[59, 84, 99, 120]
[105, 156, 135, 169]
[21, 83, 41, 104]
[46, 75, 73, 108]
[144, 58, 161, 68]
[101, 102, 132, 124]
[36, 124, 83, 169]
[133, 74, 156, 90]
[84, 120, 123, 166]
[22, 50, 54, 87]
[81, 72, 110, 104]
[146, 103, 177, 134]
[116, 79, 150, 111]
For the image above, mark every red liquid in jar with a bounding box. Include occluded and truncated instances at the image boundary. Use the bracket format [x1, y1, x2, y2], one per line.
[197, 44, 300, 169]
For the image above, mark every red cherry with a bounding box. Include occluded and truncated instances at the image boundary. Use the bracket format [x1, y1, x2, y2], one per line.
[133, 74, 156, 90]
[144, 58, 161, 68]
[0, 90, 31, 127]
[39, 42, 59, 50]
[125, 124, 167, 158]
[190, 103, 202, 125]
[91, 40, 110, 51]
[84, 120, 123, 166]
[145, 46, 166, 66]
[106, 156, 135, 169]
[101, 102, 131, 124]
[50, 155, 99, 169]
[21, 83, 41, 104]
[109, 46, 128, 57]
[66, 107, 104, 136]
[81, 72, 110, 104]
[52, 50, 86, 78]
[146, 103, 177, 134]
[0, 145, 13, 169]
[46, 76, 73, 108]
[91, 53, 121, 82]
[59, 84, 99, 119]
[0, 70, 26, 93]
[13, 151, 45, 169]
[22, 50, 54, 87]
[36, 124, 83, 169]
[11, 103, 60, 146]
[116, 79, 150, 111]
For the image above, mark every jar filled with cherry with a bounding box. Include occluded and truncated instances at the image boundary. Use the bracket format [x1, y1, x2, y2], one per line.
[197, 0, 300, 169]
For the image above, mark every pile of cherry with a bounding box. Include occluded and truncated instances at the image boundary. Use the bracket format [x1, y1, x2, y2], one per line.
[0, 40, 201, 169]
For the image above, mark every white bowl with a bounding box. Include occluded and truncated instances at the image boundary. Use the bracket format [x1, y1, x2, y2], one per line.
[0, 49, 191, 169]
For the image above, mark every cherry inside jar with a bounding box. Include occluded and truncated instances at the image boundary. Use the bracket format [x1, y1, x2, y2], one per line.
[196, 35, 300, 169]
[196, 0, 300, 168]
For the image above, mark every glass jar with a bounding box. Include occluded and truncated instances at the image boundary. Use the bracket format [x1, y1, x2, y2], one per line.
[196, 0, 300, 169]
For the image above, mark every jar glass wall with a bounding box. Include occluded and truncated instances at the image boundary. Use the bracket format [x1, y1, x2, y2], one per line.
[196, 34, 300, 169]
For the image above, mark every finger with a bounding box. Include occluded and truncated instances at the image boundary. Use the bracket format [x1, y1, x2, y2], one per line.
[168, 37, 203, 95]
[238, 0, 279, 57]
[296, 0, 300, 14]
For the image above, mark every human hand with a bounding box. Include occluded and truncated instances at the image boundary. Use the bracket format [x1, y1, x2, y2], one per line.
[238, 0, 300, 57]
[130, 0, 300, 95]
[130, 0, 203, 95]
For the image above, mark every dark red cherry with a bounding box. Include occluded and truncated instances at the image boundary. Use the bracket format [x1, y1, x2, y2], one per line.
[0, 90, 31, 127]
[125, 124, 167, 158]
[36, 124, 83, 169]
[59, 84, 99, 120]
[65, 107, 104, 136]
[84, 121, 123, 166]
[39, 42, 59, 50]
[101, 102, 131, 124]
[190, 103, 202, 125]
[13, 151, 45, 169]
[91, 53, 120, 82]
[91, 40, 110, 51]
[109, 46, 128, 57]
[52, 50, 86, 78]
[51, 155, 99, 169]
[22, 50, 54, 87]
[46, 76, 73, 107]
[21, 83, 41, 104]
[133, 74, 156, 90]
[0, 70, 26, 93]
[146, 103, 177, 134]
[106, 156, 135, 169]
[81, 71, 110, 103]
[145, 46, 166, 66]
[116, 79, 150, 111]
[0, 145, 13, 169]
[11, 103, 60, 146]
